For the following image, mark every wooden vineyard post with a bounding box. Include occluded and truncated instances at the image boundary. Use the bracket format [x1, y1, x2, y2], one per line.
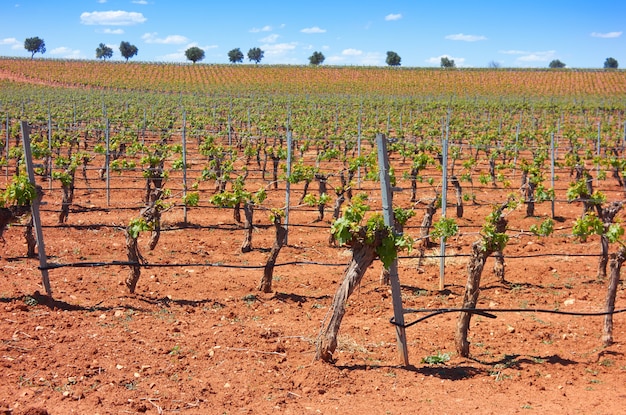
[439, 114, 450, 291]
[20, 121, 52, 296]
[284, 130, 292, 245]
[182, 110, 188, 224]
[376, 133, 409, 366]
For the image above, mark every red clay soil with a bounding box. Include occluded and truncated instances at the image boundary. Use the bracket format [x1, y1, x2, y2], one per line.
[1, 164, 626, 415]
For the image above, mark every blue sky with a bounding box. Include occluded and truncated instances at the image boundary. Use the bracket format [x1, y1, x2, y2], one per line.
[0, 0, 624, 68]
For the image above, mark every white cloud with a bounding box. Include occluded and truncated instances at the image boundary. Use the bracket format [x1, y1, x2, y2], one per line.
[342, 48, 363, 56]
[591, 31, 622, 38]
[260, 34, 279, 43]
[142, 33, 188, 45]
[102, 28, 124, 35]
[50, 47, 82, 59]
[0, 37, 18, 45]
[327, 50, 384, 65]
[301, 26, 326, 34]
[426, 54, 466, 66]
[445, 33, 487, 42]
[499, 49, 556, 63]
[132, 0, 148, 4]
[249, 25, 272, 33]
[262, 42, 297, 56]
[385, 13, 402, 21]
[80, 10, 147, 26]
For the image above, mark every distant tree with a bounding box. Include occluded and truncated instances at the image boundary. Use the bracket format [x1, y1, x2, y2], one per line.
[24, 37, 46, 59]
[604, 57, 619, 69]
[119, 41, 138, 62]
[488, 60, 501, 69]
[185, 47, 205, 64]
[386, 51, 401, 66]
[228, 48, 244, 63]
[247, 47, 264, 64]
[549, 59, 566, 68]
[95, 43, 113, 61]
[309, 51, 325, 65]
[441, 56, 456, 68]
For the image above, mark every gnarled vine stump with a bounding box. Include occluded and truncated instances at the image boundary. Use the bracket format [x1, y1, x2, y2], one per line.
[603, 246, 626, 346]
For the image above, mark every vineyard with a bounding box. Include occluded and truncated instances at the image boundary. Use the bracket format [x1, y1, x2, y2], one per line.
[1, 59, 626, 414]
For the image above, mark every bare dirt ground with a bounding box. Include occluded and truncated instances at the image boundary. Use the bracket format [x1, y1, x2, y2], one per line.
[1, 158, 626, 415]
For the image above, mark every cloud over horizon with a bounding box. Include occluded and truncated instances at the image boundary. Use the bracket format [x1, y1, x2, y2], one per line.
[385, 13, 402, 21]
[445, 33, 487, 42]
[80, 10, 147, 26]
[591, 31, 622, 38]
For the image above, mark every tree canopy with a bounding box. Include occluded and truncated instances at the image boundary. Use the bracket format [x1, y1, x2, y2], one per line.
[549, 59, 566, 69]
[185, 47, 205, 64]
[440, 56, 456, 68]
[386, 51, 401, 66]
[228, 48, 244, 63]
[247, 47, 264, 64]
[309, 51, 325, 65]
[96, 43, 113, 61]
[604, 57, 619, 69]
[24, 37, 46, 59]
[119, 41, 138, 62]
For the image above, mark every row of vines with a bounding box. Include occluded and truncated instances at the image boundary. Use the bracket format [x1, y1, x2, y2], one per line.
[2, 62, 626, 361]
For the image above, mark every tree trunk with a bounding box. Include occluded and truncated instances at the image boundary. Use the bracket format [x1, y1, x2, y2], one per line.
[417, 199, 437, 268]
[259, 216, 287, 293]
[596, 202, 623, 280]
[455, 240, 490, 357]
[603, 246, 626, 346]
[124, 230, 143, 294]
[25, 217, 36, 258]
[58, 173, 75, 224]
[241, 201, 254, 253]
[451, 175, 464, 218]
[493, 251, 506, 283]
[315, 173, 327, 222]
[316, 241, 378, 362]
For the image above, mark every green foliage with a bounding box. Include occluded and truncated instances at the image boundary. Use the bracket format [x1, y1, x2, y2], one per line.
[96, 43, 113, 60]
[302, 193, 330, 206]
[228, 48, 244, 63]
[185, 47, 205, 64]
[393, 207, 415, 227]
[480, 206, 509, 252]
[309, 51, 325, 65]
[119, 41, 138, 61]
[549, 59, 566, 69]
[572, 213, 624, 243]
[604, 57, 619, 69]
[440, 56, 456, 68]
[566, 179, 606, 205]
[127, 217, 153, 239]
[1, 175, 37, 207]
[421, 352, 451, 365]
[432, 217, 459, 240]
[247, 47, 264, 64]
[386, 51, 401, 66]
[331, 193, 412, 268]
[529, 218, 555, 237]
[183, 192, 199, 207]
[24, 37, 46, 58]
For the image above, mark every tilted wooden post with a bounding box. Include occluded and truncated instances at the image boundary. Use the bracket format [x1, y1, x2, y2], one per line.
[376, 133, 409, 366]
[21, 121, 52, 296]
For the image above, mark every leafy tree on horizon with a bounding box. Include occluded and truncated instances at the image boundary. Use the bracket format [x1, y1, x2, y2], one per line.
[549, 59, 566, 68]
[386, 51, 401, 66]
[488, 60, 502, 68]
[24, 37, 46, 59]
[309, 51, 325, 65]
[441, 56, 456, 68]
[604, 57, 619, 69]
[228, 48, 244, 63]
[119, 41, 138, 62]
[185, 46, 205, 64]
[247, 47, 264, 64]
[96, 43, 113, 61]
